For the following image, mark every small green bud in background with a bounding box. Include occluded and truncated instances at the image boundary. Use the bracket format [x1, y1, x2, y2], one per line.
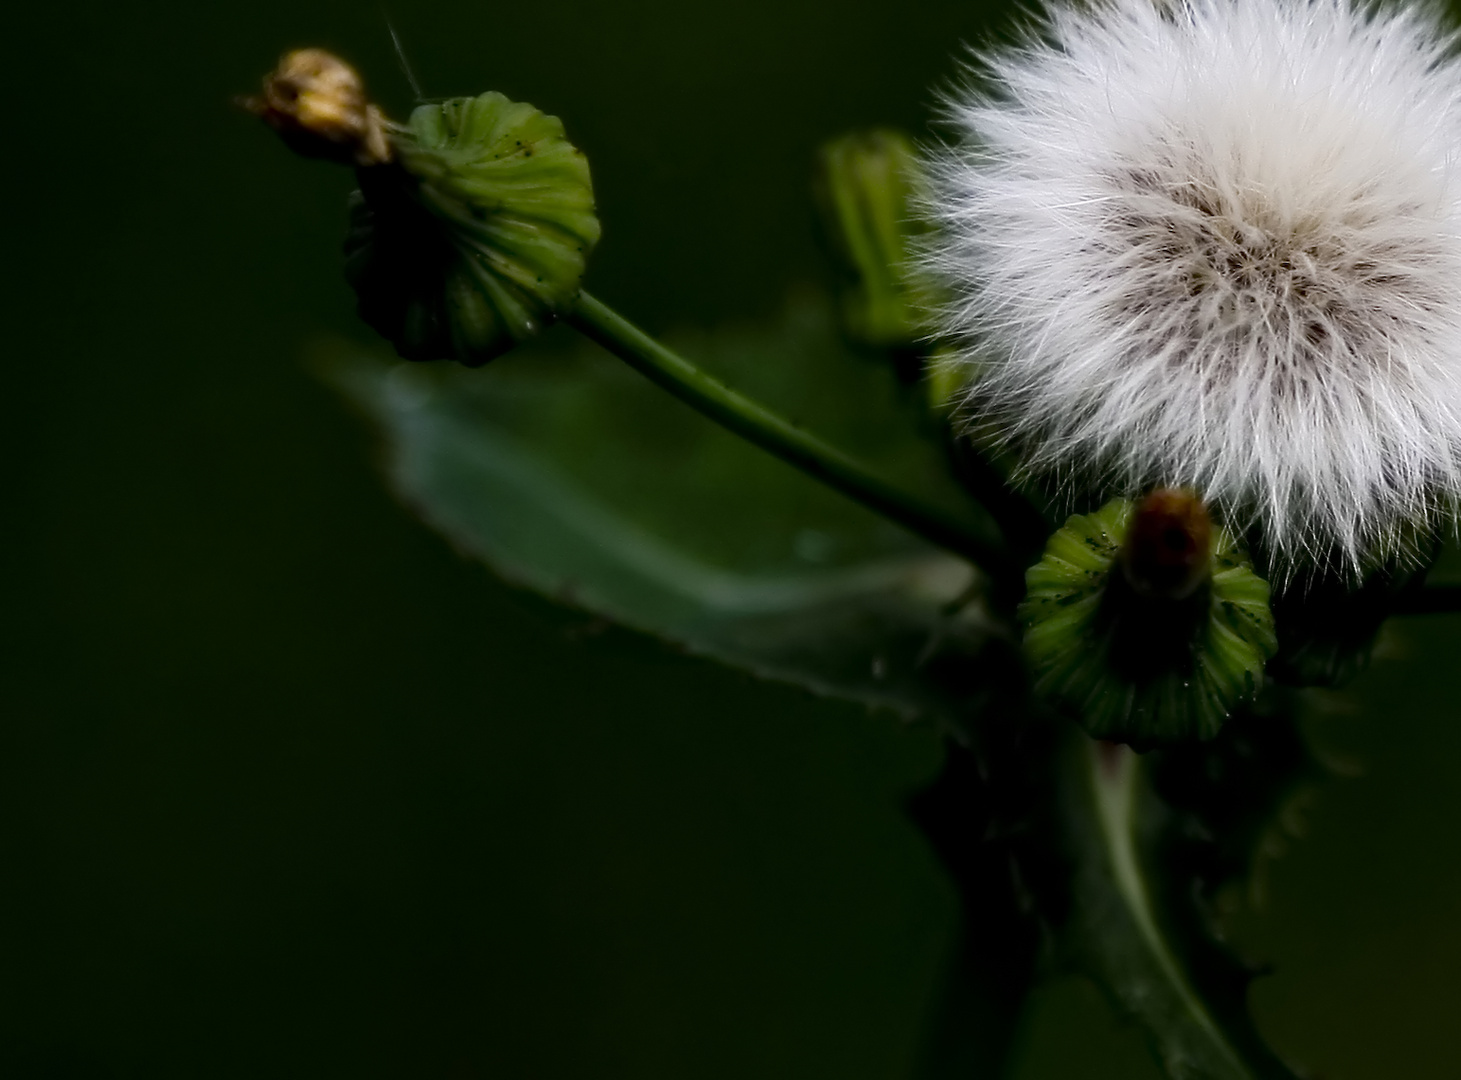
[248, 51, 601, 367]
[1020, 491, 1277, 748]
[813, 130, 935, 352]
[346, 94, 602, 366]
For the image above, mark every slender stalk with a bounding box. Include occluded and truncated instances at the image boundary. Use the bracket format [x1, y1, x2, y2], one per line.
[1392, 584, 1461, 616]
[566, 291, 1018, 580]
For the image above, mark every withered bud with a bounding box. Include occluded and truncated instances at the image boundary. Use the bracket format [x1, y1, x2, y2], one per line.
[242, 49, 391, 166]
[1119, 488, 1214, 600]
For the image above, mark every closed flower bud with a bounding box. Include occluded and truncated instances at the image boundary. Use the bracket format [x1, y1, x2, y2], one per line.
[814, 130, 936, 351]
[1020, 492, 1277, 747]
[345, 93, 602, 366]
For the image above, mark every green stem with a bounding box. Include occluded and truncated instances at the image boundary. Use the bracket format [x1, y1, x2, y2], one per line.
[1059, 732, 1299, 1079]
[1087, 743, 1250, 1077]
[566, 291, 1019, 581]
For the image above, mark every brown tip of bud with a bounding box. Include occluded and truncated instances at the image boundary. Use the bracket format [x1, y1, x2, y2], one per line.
[241, 48, 391, 166]
[1120, 488, 1214, 600]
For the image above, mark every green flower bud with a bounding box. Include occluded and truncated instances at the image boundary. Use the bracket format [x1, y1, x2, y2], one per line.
[1020, 492, 1277, 748]
[813, 129, 935, 351]
[345, 93, 602, 366]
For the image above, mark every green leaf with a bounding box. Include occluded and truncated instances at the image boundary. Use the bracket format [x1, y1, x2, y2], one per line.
[1051, 703, 1322, 1080]
[322, 294, 1003, 732]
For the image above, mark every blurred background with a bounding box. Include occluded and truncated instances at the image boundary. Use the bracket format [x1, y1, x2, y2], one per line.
[4, 0, 1461, 1075]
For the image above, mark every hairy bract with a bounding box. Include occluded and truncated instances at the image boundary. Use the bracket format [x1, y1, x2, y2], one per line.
[930, 0, 1461, 570]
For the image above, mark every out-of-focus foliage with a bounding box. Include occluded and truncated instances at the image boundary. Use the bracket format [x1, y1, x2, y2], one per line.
[328, 294, 1010, 734]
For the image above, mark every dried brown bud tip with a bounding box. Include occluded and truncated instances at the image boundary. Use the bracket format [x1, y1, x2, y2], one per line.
[1119, 488, 1214, 600]
[241, 48, 391, 167]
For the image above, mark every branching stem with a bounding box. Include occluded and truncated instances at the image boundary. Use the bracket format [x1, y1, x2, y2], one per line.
[566, 291, 1019, 581]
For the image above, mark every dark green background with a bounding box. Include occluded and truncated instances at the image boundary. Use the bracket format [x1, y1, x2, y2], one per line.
[5, 0, 1461, 1075]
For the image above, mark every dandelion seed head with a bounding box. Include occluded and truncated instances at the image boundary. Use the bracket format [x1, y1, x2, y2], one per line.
[930, 0, 1461, 571]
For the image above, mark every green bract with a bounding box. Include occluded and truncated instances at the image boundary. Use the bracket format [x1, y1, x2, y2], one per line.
[344, 92, 602, 366]
[1020, 499, 1277, 747]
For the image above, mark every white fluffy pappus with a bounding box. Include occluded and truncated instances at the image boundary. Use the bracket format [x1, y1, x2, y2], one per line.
[929, 0, 1461, 572]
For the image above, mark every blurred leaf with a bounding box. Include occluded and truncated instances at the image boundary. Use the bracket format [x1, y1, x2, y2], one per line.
[324, 293, 1005, 733]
